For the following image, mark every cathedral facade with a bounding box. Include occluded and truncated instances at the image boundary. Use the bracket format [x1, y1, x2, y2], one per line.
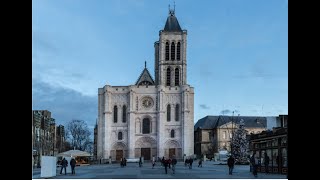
[97, 9, 194, 161]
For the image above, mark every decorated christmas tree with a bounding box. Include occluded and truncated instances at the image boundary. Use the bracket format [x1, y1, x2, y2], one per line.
[230, 119, 248, 163]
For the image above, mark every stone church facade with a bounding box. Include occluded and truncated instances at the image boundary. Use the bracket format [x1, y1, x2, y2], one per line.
[97, 9, 194, 161]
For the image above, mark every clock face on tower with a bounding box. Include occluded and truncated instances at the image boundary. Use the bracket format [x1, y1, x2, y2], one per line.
[141, 97, 154, 109]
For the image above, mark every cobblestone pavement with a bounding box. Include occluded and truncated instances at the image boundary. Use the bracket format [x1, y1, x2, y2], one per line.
[32, 161, 287, 179]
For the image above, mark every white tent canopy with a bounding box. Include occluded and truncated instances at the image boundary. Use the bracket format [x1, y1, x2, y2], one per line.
[56, 150, 91, 157]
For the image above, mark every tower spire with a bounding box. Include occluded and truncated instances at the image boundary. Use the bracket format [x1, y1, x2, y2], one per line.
[168, 2, 175, 16]
[145, 61, 147, 68]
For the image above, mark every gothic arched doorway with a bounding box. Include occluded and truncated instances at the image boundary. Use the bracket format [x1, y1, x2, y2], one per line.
[164, 140, 182, 159]
[110, 142, 127, 161]
[135, 136, 157, 160]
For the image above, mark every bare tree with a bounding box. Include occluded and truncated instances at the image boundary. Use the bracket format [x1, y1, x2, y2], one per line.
[66, 120, 91, 151]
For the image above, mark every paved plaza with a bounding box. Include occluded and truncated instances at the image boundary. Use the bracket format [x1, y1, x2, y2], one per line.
[32, 161, 287, 179]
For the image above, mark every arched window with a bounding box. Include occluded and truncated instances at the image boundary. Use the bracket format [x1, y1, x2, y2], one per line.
[171, 129, 175, 138]
[122, 105, 127, 123]
[113, 105, 118, 123]
[177, 42, 181, 61]
[166, 67, 171, 86]
[142, 118, 150, 134]
[118, 132, 123, 140]
[165, 42, 169, 60]
[167, 104, 171, 122]
[175, 68, 179, 86]
[171, 42, 175, 60]
[175, 104, 180, 121]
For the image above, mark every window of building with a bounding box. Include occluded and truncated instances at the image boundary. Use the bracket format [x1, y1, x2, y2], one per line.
[273, 150, 279, 167]
[175, 68, 179, 86]
[223, 131, 226, 139]
[266, 149, 272, 168]
[122, 105, 127, 123]
[171, 129, 175, 138]
[118, 132, 123, 140]
[177, 42, 180, 60]
[282, 148, 287, 167]
[209, 132, 212, 141]
[166, 68, 171, 86]
[175, 104, 180, 121]
[171, 42, 175, 60]
[272, 138, 278, 147]
[229, 133, 232, 139]
[142, 118, 150, 134]
[165, 42, 169, 60]
[281, 137, 287, 146]
[167, 104, 171, 122]
[282, 118, 288, 128]
[113, 105, 118, 123]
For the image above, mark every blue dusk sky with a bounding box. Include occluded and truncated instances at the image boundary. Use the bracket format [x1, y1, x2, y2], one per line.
[32, 0, 288, 130]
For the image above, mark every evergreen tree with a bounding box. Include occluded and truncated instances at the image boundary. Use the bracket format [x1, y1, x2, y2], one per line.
[230, 119, 248, 163]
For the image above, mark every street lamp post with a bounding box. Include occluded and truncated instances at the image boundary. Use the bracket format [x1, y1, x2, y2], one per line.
[231, 111, 234, 156]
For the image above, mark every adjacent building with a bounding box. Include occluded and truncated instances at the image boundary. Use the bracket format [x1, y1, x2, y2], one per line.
[97, 8, 194, 161]
[249, 115, 288, 174]
[32, 110, 66, 167]
[194, 115, 267, 158]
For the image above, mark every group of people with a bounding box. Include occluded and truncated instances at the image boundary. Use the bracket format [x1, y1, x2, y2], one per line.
[184, 157, 194, 169]
[59, 153, 271, 177]
[120, 158, 127, 167]
[59, 157, 77, 175]
[161, 156, 177, 174]
[227, 152, 270, 177]
[250, 152, 270, 177]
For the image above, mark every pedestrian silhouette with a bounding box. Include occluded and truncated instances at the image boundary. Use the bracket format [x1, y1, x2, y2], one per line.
[70, 157, 76, 174]
[60, 158, 68, 175]
[139, 157, 143, 167]
[198, 158, 203, 167]
[171, 156, 177, 174]
[227, 155, 235, 175]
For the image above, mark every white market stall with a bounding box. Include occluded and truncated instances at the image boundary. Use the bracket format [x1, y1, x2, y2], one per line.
[56, 150, 91, 166]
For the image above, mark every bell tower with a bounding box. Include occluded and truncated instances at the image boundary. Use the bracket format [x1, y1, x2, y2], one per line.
[154, 6, 187, 86]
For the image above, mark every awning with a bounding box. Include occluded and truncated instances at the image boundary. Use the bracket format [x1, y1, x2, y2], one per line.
[56, 150, 91, 157]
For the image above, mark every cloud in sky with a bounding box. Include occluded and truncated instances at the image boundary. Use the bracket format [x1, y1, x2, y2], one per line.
[199, 104, 210, 110]
[220, 109, 231, 115]
[32, 79, 97, 131]
[219, 109, 240, 115]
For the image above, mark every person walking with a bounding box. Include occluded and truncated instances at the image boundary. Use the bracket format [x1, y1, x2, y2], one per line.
[70, 157, 76, 174]
[171, 156, 177, 174]
[60, 158, 68, 175]
[164, 158, 169, 174]
[152, 156, 156, 169]
[120, 158, 124, 167]
[227, 155, 235, 175]
[125, 158, 127, 166]
[198, 158, 203, 167]
[161, 157, 165, 167]
[139, 157, 143, 167]
[189, 157, 193, 169]
[185, 158, 188, 167]
[250, 153, 258, 177]
[264, 153, 270, 173]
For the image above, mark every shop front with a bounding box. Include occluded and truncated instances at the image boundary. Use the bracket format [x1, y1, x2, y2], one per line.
[249, 127, 287, 174]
